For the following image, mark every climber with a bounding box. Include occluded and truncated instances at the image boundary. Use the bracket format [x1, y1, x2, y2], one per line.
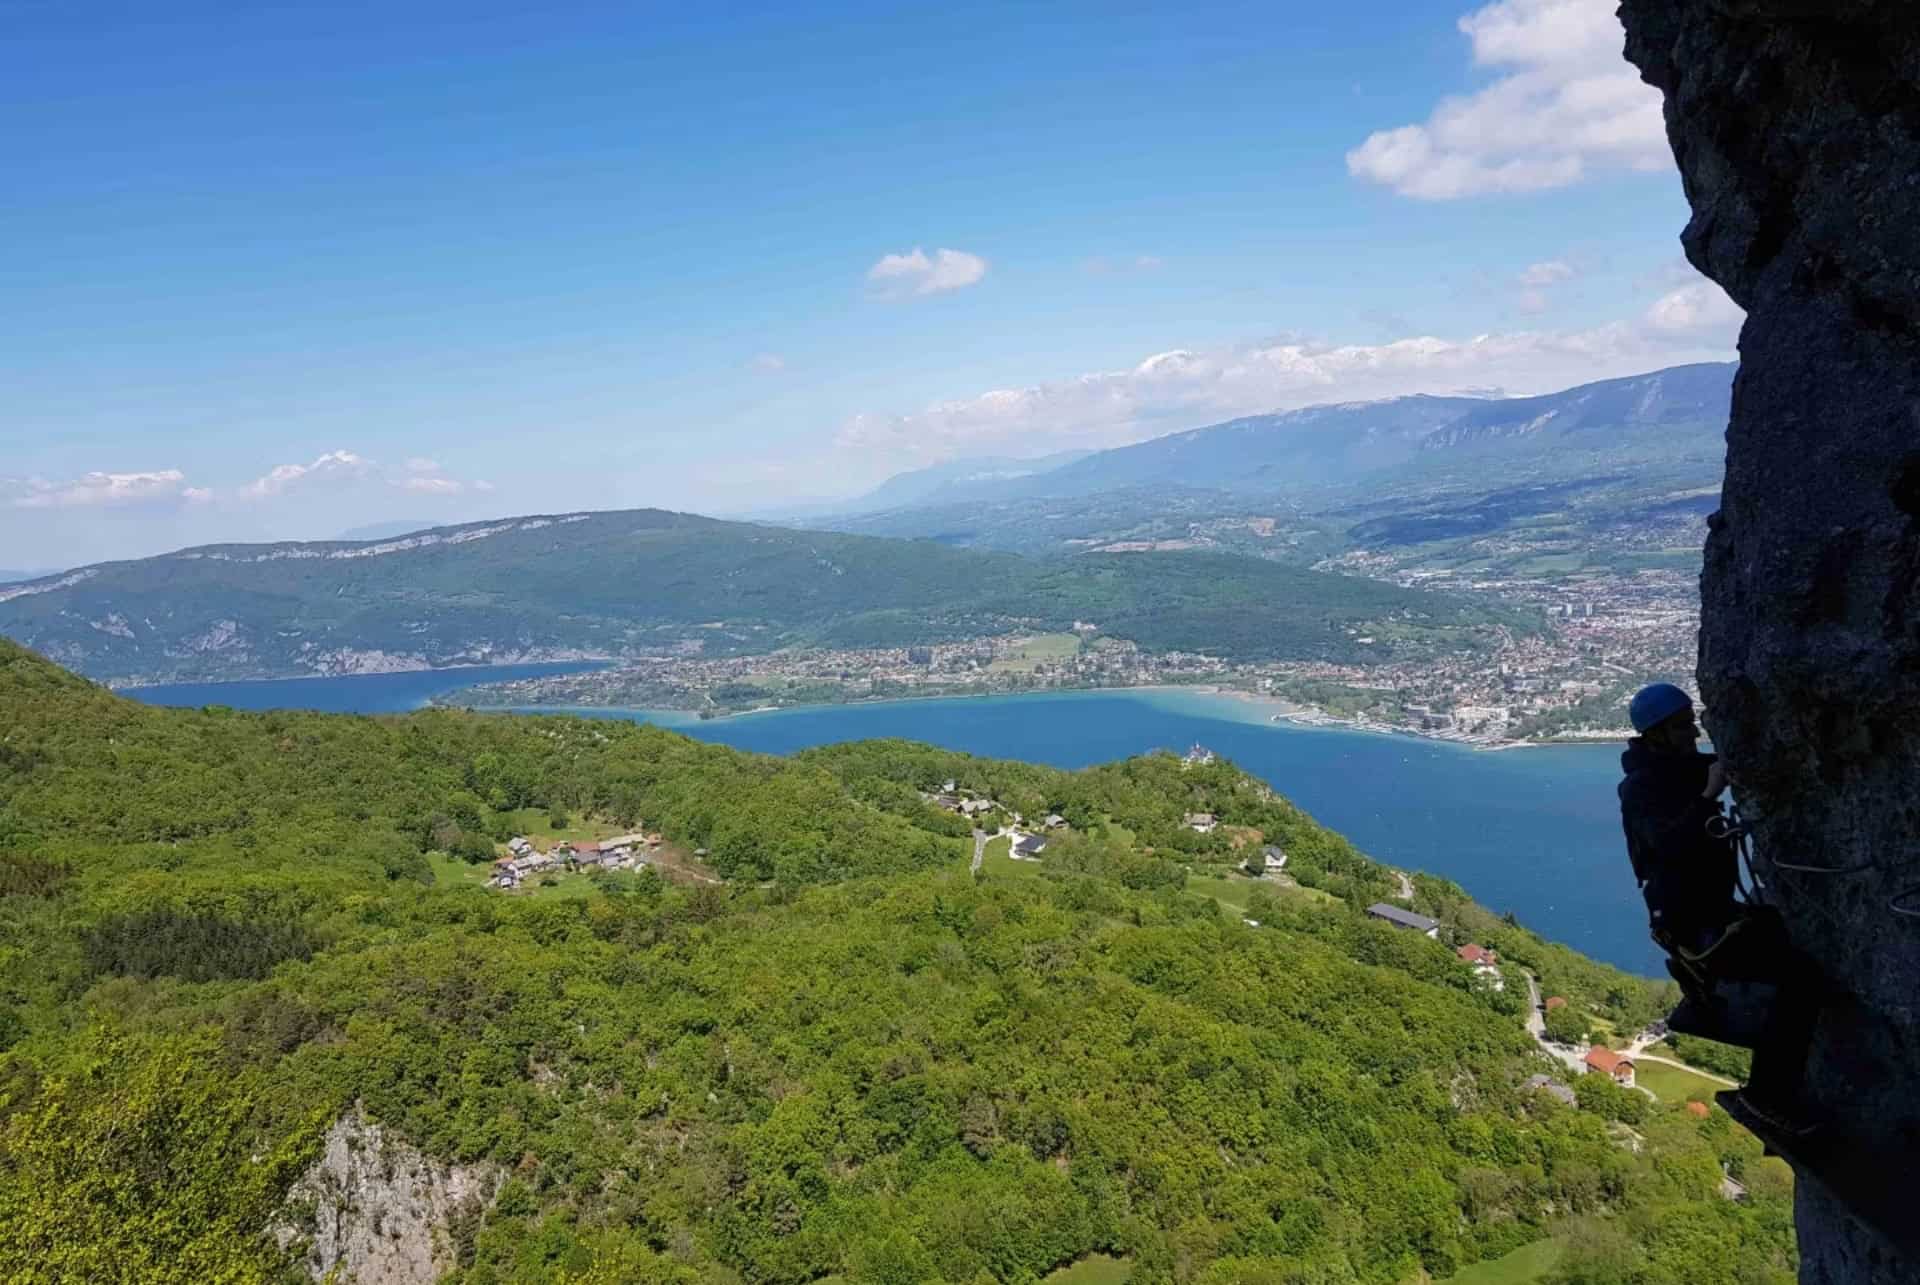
[1619, 683, 1823, 1133]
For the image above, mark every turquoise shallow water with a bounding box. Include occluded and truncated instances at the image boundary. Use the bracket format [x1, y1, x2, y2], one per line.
[128, 674, 1653, 974]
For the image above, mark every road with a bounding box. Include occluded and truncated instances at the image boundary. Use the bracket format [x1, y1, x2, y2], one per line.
[1521, 972, 1738, 1091]
[971, 829, 987, 876]
[1523, 970, 1593, 1076]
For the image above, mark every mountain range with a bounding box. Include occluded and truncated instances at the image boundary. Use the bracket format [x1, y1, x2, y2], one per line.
[815, 363, 1734, 562]
[0, 508, 1523, 685]
[0, 364, 1726, 686]
[834, 363, 1733, 511]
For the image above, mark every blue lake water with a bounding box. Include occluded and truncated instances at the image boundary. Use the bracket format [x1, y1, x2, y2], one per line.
[127, 673, 1653, 975]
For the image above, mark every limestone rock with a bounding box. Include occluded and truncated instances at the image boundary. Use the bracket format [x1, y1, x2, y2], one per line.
[1618, 3, 1920, 1281]
[271, 1108, 500, 1285]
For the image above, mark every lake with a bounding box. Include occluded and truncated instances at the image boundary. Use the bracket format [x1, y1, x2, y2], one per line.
[129, 672, 1654, 974]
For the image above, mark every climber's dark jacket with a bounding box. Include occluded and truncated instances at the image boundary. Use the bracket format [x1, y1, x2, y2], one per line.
[1618, 739, 1739, 948]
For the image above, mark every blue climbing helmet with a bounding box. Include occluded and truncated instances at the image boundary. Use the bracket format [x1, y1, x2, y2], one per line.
[1629, 682, 1694, 733]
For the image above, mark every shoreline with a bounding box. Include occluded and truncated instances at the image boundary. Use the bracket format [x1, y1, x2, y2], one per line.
[120, 656, 613, 694]
[458, 680, 1622, 753]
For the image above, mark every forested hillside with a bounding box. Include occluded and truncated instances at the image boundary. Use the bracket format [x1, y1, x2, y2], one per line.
[0, 510, 1526, 685]
[0, 640, 1792, 1283]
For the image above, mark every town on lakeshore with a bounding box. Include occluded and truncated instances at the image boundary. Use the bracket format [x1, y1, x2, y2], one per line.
[448, 558, 1696, 749]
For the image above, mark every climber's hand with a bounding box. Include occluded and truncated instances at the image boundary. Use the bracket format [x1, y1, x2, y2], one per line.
[1703, 761, 1728, 799]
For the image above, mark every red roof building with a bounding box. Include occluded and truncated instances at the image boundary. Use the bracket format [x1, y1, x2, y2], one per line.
[1686, 1100, 1710, 1119]
[1457, 944, 1498, 965]
[1545, 996, 1568, 1012]
[1584, 1046, 1637, 1087]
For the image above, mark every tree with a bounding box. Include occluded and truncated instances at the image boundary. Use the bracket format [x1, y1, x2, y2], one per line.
[1544, 1003, 1591, 1045]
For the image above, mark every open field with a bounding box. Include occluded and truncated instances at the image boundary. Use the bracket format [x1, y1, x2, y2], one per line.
[1187, 871, 1340, 914]
[493, 808, 624, 846]
[1448, 1238, 1562, 1284]
[426, 851, 493, 891]
[1637, 1060, 1731, 1102]
[987, 632, 1082, 674]
[1045, 1254, 1133, 1285]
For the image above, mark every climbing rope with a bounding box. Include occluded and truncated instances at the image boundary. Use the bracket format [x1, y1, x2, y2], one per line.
[1716, 805, 1919, 922]
[1707, 809, 1769, 904]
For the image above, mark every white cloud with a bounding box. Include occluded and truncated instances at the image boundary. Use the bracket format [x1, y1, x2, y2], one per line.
[241, 450, 373, 500]
[392, 458, 491, 495]
[1644, 279, 1744, 341]
[836, 304, 1738, 466]
[1519, 260, 1576, 288]
[866, 247, 989, 297]
[397, 475, 464, 495]
[1515, 260, 1577, 314]
[9, 469, 210, 510]
[1084, 254, 1165, 276]
[1347, 0, 1668, 199]
[750, 353, 787, 373]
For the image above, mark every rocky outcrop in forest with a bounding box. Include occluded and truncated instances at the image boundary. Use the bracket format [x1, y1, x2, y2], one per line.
[1620, 3, 1920, 1281]
[271, 1110, 500, 1285]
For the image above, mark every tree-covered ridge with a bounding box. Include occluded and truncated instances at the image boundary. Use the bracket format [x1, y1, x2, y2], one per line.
[0, 509, 1529, 685]
[0, 641, 1792, 1283]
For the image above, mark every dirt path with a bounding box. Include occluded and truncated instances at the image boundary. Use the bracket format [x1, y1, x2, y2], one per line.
[971, 829, 987, 876]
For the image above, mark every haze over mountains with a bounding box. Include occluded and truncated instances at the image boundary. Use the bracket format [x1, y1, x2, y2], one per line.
[0, 363, 1727, 687]
[828, 362, 1733, 516]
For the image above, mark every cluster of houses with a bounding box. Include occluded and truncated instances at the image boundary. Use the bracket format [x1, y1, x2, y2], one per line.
[1182, 744, 1216, 767]
[1009, 811, 1068, 861]
[922, 781, 1070, 862]
[928, 780, 997, 819]
[491, 831, 659, 890]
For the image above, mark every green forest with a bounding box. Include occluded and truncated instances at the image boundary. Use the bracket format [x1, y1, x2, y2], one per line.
[0, 509, 1530, 685]
[0, 639, 1792, 1283]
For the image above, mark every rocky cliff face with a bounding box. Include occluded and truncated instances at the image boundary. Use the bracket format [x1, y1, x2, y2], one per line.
[1619, 4, 1920, 1281]
[271, 1110, 500, 1285]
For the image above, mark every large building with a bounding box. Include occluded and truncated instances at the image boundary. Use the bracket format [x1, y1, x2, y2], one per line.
[1365, 903, 1439, 939]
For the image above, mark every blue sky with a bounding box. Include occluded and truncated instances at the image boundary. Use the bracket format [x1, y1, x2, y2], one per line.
[2, 0, 1741, 566]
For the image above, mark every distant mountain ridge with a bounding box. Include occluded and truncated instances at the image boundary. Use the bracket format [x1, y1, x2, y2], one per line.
[841, 448, 1093, 514]
[843, 363, 1735, 508]
[0, 507, 1524, 685]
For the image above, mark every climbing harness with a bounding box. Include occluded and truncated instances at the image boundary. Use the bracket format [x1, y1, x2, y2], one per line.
[1707, 808, 1769, 905]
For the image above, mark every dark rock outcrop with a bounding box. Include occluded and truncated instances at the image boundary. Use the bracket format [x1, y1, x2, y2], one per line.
[1619, 3, 1920, 1281]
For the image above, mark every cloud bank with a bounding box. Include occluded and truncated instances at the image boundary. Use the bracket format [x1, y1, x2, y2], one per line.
[866, 247, 989, 297]
[1347, 0, 1668, 199]
[241, 450, 374, 500]
[238, 451, 492, 500]
[6, 469, 212, 510]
